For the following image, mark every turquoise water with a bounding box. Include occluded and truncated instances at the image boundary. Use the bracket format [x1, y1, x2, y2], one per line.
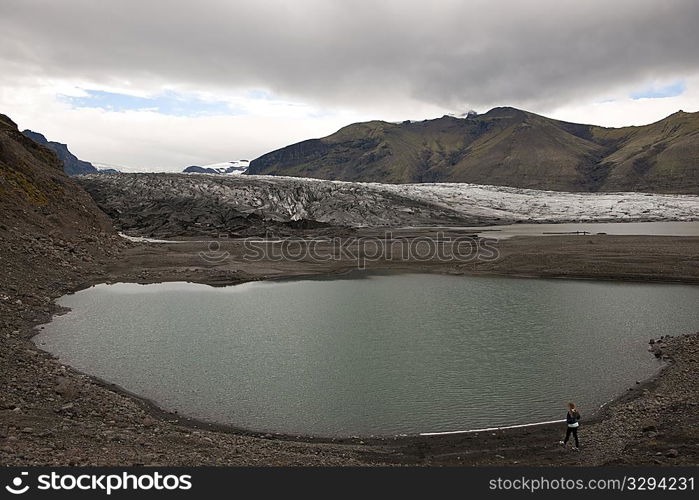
[34, 274, 699, 436]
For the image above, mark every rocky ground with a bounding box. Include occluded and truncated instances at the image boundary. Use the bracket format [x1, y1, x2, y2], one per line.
[1, 230, 698, 466]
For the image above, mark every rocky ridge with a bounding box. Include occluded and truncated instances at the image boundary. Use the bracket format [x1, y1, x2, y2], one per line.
[22, 130, 98, 176]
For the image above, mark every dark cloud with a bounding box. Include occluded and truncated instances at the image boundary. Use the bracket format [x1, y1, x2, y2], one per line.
[1, 0, 698, 112]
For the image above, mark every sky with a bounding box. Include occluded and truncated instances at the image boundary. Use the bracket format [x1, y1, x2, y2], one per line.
[1, 0, 698, 172]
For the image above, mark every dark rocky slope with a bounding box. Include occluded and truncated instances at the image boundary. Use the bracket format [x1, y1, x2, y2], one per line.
[22, 130, 98, 176]
[247, 107, 699, 193]
[1, 116, 112, 239]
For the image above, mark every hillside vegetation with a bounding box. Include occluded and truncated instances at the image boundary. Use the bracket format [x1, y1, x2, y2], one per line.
[247, 107, 699, 193]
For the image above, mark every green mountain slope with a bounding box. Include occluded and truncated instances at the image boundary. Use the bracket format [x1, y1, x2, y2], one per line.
[247, 107, 699, 193]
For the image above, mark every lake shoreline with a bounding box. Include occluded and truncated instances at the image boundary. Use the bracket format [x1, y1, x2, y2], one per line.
[32, 272, 675, 440]
[3, 232, 699, 465]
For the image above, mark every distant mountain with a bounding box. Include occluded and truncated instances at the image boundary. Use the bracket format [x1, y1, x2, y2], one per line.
[247, 107, 699, 193]
[92, 163, 121, 174]
[183, 161, 249, 175]
[22, 130, 98, 176]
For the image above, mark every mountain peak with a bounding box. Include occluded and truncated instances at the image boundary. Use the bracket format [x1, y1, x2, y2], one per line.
[22, 129, 49, 143]
[0, 114, 17, 129]
[482, 106, 528, 116]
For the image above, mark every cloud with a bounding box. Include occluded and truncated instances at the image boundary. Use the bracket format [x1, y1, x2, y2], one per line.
[549, 75, 699, 128]
[6, 88, 375, 170]
[1, 0, 698, 169]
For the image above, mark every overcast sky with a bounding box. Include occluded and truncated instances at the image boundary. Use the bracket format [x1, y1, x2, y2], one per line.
[1, 0, 698, 171]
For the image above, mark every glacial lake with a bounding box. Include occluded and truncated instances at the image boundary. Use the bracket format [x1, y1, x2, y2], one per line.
[470, 221, 699, 239]
[397, 221, 699, 239]
[34, 273, 699, 437]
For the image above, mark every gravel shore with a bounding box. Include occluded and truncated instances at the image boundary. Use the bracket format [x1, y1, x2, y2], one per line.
[1, 232, 698, 466]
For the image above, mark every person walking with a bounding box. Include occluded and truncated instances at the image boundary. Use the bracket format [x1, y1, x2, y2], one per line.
[560, 402, 581, 450]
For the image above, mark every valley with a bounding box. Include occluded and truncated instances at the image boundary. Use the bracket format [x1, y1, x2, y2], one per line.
[2, 110, 698, 467]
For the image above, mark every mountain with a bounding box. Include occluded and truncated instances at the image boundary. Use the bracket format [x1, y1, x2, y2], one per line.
[92, 163, 121, 174]
[1, 113, 115, 273]
[247, 107, 699, 193]
[183, 161, 249, 174]
[22, 130, 98, 175]
[1, 115, 111, 231]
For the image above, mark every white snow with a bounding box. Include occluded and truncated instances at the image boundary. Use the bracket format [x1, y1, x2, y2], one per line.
[118, 233, 186, 243]
[195, 160, 249, 174]
[252, 175, 699, 223]
[375, 182, 699, 222]
[93, 161, 250, 174]
[93, 162, 177, 173]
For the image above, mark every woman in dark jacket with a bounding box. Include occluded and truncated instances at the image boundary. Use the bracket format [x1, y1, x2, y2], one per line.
[560, 402, 581, 450]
